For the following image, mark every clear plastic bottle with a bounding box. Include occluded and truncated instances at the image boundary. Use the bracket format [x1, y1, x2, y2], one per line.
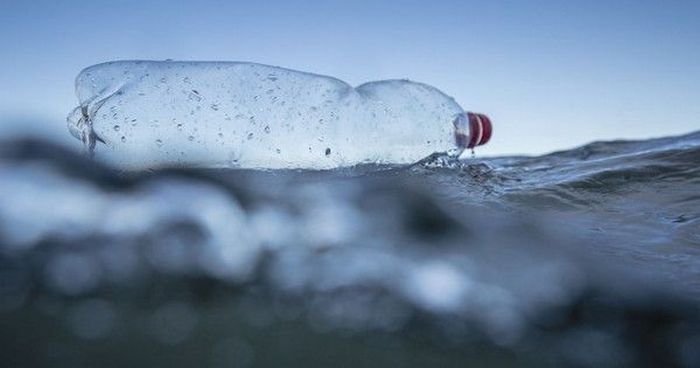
[67, 60, 492, 169]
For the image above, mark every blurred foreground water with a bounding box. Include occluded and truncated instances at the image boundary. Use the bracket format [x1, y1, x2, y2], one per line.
[1, 128, 699, 367]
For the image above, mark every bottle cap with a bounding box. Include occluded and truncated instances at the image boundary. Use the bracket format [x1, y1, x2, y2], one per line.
[453, 112, 493, 149]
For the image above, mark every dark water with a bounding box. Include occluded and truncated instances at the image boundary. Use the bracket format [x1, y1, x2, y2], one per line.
[1, 131, 699, 367]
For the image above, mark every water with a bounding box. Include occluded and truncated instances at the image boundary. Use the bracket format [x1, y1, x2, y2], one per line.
[1, 129, 699, 367]
[67, 61, 466, 169]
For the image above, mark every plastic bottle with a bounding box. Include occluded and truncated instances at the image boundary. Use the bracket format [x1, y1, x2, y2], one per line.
[67, 60, 492, 169]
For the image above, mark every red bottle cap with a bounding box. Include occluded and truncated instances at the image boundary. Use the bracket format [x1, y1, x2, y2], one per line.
[466, 112, 492, 149]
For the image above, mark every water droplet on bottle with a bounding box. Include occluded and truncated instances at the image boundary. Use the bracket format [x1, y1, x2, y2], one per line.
[188, 135, 195, 141]
[247, 132, 254, 140]
[325, 148, 331, 156]
[264, 125, 271, 134]
[121, 136, 126, 143]
[188, 89, 202, 102]
[155, 139, 163, 147]
[177, 124, 183, 131]
[113, 125, 120, 131]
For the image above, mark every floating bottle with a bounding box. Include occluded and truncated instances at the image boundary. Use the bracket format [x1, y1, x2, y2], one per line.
[67, 60, 492, 169]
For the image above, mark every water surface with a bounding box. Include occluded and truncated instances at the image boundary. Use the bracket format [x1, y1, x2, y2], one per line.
[1, 130, 699, 367]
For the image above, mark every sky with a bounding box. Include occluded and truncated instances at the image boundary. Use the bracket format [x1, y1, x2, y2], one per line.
[0, 0, 699, 155]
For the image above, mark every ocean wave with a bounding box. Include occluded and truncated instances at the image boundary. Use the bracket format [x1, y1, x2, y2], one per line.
[1, 131, 700, 366]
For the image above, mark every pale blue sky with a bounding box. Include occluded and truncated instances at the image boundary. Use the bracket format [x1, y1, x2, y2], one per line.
[1, 0, 698, 155]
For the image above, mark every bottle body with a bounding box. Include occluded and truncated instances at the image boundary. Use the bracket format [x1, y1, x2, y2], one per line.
[68, 61, 470, 169]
